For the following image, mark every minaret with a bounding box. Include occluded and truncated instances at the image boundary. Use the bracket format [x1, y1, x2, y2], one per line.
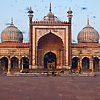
[67, 8, 73, 67]
[67, 8, 73, 23]
[28, 7, 33, 43]
[28, 7, 33, 69]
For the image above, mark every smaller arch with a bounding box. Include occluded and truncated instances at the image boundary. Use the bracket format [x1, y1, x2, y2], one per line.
[93, 57, 99, 69]
[72, 57, 79, 69]
[81, 56, 90, 59]
[82, 57, 89, 69]
[44, 52, 56, 69]
[0, 57, 8, 70]
[21, 57, 29, 69]
[11, 57, 19, 69]
[72, 56, 80, 59]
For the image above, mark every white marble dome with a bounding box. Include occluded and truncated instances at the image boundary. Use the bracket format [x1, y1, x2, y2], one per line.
[77, 20, 99, 43]
[1, 20, 23, 43]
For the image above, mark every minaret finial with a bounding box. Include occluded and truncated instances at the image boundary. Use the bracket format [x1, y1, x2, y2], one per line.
[11, 18, 13, 25]
[87, 18, 89, 24]
[49, 2, 51, 12]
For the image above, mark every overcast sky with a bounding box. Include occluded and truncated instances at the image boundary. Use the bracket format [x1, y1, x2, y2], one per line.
[0, 0, 100, 42]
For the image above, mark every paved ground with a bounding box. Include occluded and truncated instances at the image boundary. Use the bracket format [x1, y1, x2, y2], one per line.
[0, 72, 100, 100]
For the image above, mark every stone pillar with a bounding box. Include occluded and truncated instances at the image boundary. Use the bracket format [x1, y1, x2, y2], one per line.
[22, 59, 24, 71]
[19, 60, 21, 69]
[61, 50, 63, 68]
[80, 59, 82, 69]
[90, 59, 93, 70]
[7, 58, 11, 75]
[78, 59, 80, 66]
[90, 58, 95, 75]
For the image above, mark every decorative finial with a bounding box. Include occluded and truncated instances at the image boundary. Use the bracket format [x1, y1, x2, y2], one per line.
[87, 18, 89, 24]
[11, 18, 13, 25]
[28, 7, 33, 13]
[67, 7, 72, 14]
[49, 3, 51, 12]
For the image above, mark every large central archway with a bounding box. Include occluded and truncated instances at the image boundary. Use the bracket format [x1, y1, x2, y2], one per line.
[37, 32, 64, 68]
[44, 52, 56, 69]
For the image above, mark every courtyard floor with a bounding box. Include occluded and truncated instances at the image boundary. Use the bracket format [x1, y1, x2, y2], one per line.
[0, 71, 100, 100]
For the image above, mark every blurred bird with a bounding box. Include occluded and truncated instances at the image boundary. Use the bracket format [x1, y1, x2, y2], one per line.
[81, 7, 87, 10]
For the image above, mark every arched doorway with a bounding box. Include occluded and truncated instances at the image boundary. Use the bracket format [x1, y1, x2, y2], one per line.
[44, 52, 56, 69]
[21, 57, 29, 69]
[93, 57, 99, 69]
[37, 32, 63, 67]
[1, 57, 8, 70]
[72, 57, 79, 69]
[82, 57, 89, 69]
[11, 57, 19, 69]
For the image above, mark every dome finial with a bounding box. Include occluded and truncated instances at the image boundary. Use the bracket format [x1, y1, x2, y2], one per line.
[87, 18, 89, 24]
[49, 2, 51, 12]
[28, 7, 33, 14]
[11, 18, 13, 25]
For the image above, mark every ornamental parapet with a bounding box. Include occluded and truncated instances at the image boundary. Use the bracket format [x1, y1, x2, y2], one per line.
[32, 21, 70, 25]
[71, 43, 100, 48]
[0, 42, 30, 48]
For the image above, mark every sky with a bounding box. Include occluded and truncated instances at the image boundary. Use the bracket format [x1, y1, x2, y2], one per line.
[0, 0, 100, 43]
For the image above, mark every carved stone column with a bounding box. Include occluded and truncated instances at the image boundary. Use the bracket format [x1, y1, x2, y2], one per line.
[80, 59, 82, 69]
[19, 60, 21, 69]
[90, 59, 93, 70]
[7, 58, 11, 75]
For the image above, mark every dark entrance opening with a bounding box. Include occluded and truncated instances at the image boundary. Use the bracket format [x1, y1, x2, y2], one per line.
[93, 57, 99, 69]
[72, 57, 79, 69]
[21, 57, 29, 69]
[44, 52, 56, 69]
[1, 57, 8, 69]
[11, 57, 19, 69]
[82, 57, 89, 69]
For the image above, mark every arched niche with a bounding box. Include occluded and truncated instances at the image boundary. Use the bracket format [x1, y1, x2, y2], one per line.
[82, 57, 89, 69]
[0, 57, 8, 70]
[72, 57, 79, 69]
[93, 57, 99, 69]
[44, 52, 56, 69]
[38, 32, 63, 50]
[11, 57, 19, 69]
[21, 57, 29, 69]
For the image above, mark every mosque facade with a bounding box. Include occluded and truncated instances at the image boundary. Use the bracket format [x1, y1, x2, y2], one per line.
[0, 4, 100, 71]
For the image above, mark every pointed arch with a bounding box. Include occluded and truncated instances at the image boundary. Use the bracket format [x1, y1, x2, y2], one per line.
[72, 57, 79, 69]
[21, 57, 29, 69]
[11, 57, 19, 69]
[82, 57, 89, 69]
[38, 32, 63, 50]
[0, 57, 8, 70]
[93, 57, 99, 69]
[44, 52, 56, 69]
